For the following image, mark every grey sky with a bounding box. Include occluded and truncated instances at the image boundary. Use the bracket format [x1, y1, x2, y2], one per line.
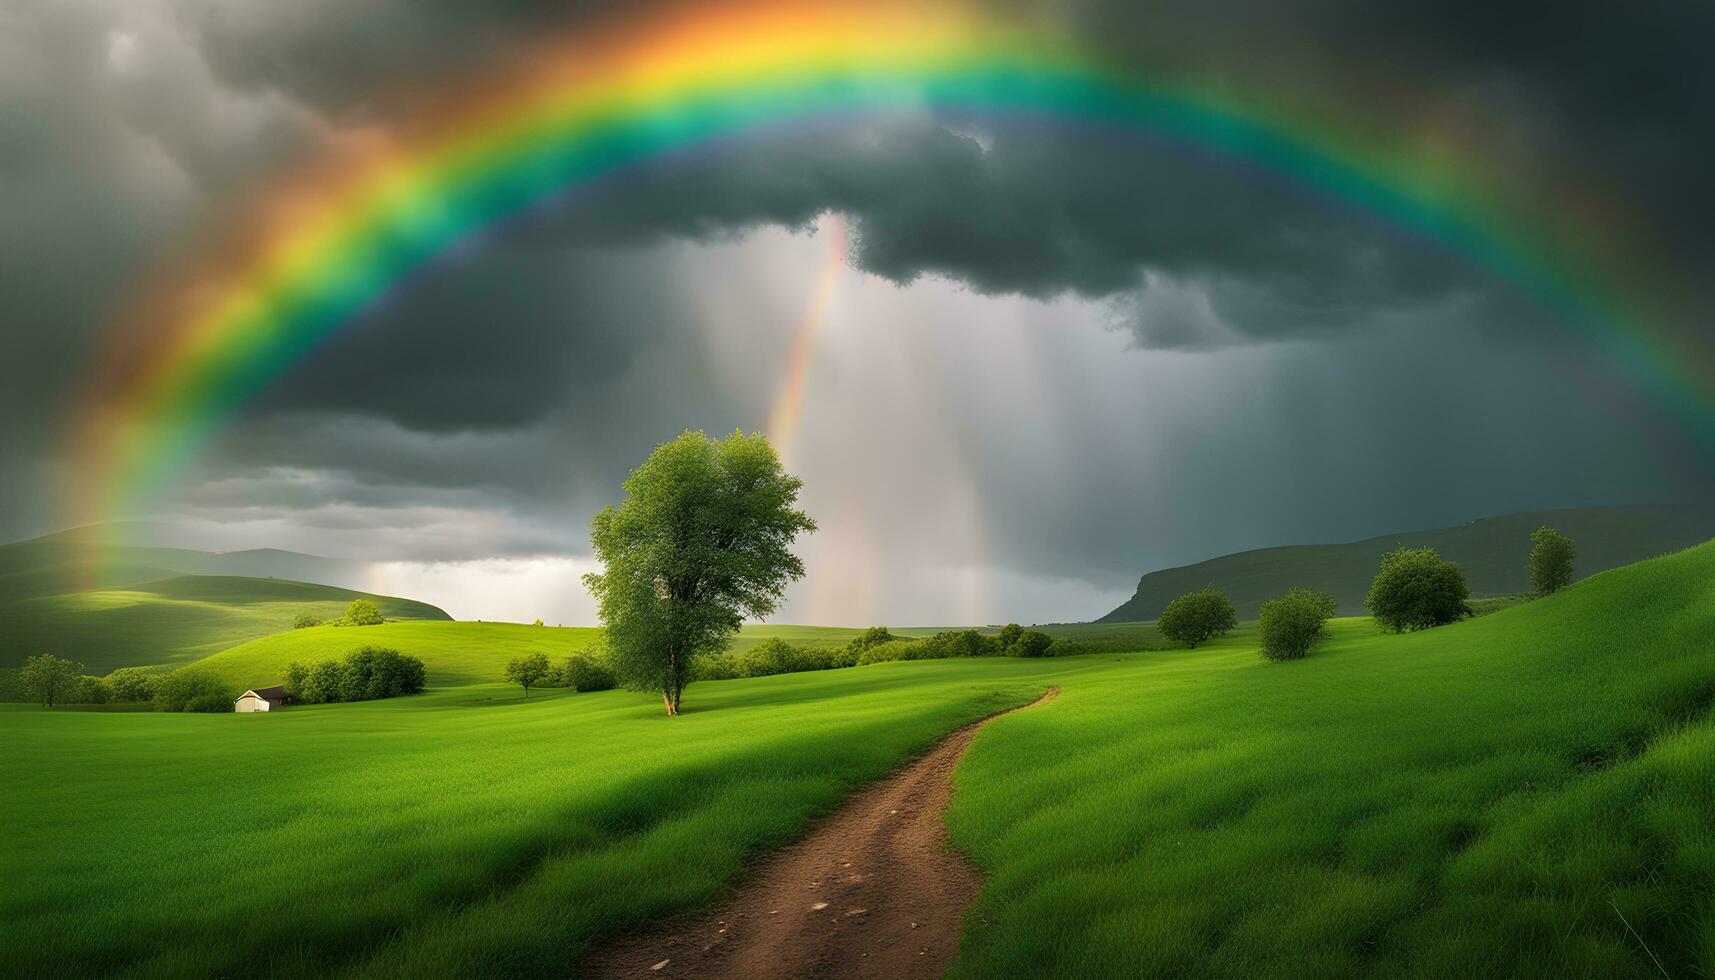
[1, 0, 1710, 624]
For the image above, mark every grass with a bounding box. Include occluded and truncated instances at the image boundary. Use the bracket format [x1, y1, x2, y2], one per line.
[4, 544, 1713, 976]
[951, 544, 1715, 977]
[184, 620, 1168, 691]
[1102, 502, 1715, 620]
[0, 576, 450, 675]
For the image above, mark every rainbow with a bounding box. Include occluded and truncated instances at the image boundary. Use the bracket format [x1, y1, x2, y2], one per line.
[75, 0, 1708, 525]
[766, 214, 847, 465]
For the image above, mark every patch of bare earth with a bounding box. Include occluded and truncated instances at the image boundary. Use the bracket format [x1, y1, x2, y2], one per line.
[581, 687, 1060, 979]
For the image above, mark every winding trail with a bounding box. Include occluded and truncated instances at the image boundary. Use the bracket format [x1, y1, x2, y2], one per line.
[582, 687, 1060, 979]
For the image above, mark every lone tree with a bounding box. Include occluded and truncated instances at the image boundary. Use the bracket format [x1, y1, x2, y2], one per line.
[1365, 546, 1471, 632]
[584, 430, 815, 716]
[20, 653, 82, 707]
[1158, 587, 1238, 649]
[505, 652, 552, 698]
[1528, 525, 1575, 596]
[1258, 588, 1337, 662]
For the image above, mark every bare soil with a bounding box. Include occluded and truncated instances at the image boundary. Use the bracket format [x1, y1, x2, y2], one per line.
[581, 687, 1060, 979]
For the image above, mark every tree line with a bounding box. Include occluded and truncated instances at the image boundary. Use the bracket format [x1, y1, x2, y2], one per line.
[1154, 524, 1577, 662]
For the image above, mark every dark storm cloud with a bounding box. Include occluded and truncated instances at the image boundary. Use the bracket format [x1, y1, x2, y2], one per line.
[1, 0, 1711, 591]
[167, 0, 1715, 349]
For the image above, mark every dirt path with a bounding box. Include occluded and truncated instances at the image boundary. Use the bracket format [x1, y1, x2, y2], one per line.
[581, 687, 1060, 979]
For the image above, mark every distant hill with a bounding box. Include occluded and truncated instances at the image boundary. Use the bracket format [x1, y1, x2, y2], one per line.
[1099, 505, 1715, 622]
[0, 525, 374, 601]
[0, 527, 449, 674]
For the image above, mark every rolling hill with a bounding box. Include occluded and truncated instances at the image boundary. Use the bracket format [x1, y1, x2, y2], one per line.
[1100, 503, 1715, 621]
[0, 525, 445, 675]
[0, 524, 374, 601]
[5, 539, 1713, 976]
[0, 576, 450, 674]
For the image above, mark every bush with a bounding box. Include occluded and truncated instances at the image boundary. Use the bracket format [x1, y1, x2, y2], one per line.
[71, 675, 111, 704]
[1365, 546, 1471, 632]
[342, 647, 427, 700]
[1529, 526, 1575, 596]
[104, 667, 159, 702]
[1011, 629, 1055, 658]
[1258, 588, 1337, 662]
[845, 626, 895, 657]
[561, 652, 617, 692]
[285, 648, 424, 704]
[291, 611, 322, 629]
[154, 670, 236, 712]
[1158, 588, 1238, 649]
[338, 599, 385, 627]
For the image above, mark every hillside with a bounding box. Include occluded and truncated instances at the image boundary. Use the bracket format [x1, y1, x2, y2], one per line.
[0, 576, 450, 674]
[6, 540, 1713, 976]
[0, 525, 373, 601]
[1101, 503, 1715, 621]
[184, 622, 980, 690]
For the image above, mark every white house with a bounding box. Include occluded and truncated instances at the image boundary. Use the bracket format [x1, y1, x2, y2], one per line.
[234, 685, 289, 712]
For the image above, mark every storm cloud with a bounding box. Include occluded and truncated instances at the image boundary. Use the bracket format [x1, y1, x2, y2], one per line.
[1, 0, 1711, 622]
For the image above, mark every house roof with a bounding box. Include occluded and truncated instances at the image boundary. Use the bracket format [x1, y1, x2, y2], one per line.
[241, 685, 289, 701]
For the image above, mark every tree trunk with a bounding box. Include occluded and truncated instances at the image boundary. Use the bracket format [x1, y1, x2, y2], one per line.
[661, 690, 678, 716]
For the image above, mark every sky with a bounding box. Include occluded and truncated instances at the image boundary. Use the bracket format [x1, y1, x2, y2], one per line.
[2, 0, 1712, 625]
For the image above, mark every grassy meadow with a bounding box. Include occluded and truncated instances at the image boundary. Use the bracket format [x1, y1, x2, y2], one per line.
[4, 544, 1712, 976]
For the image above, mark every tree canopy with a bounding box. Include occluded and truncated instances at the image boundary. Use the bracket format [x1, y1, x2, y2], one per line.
[1157, 587, 1238, 649]
[20, 653, 81, 707]
[583, 430, 814, 716]
[1365, 546, 1471, 632]
[1529, 525, 1575, 596]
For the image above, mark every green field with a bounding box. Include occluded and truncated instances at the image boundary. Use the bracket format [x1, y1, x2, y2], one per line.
[187, 620, 1163, 691]
[1102, 503, 1715, 620]
[5, 544, 1712, 976]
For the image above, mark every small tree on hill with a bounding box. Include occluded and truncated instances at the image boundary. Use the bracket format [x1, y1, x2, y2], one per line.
[341, 599, 384, 626]
[291, 611, 322, 629]
[1528, 526, 1575, 596]
[506, 652, 552, 698]
[20, 654, 82, 707]
[1365, 546, 1471, 632]
[1158, 588, 1238, 649]
[1258, 588, 1337, 662]
[583, 430, 815, 716]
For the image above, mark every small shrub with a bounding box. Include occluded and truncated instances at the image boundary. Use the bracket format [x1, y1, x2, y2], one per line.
[290, 611, 322, 629]
[1529, 526, 1575, 596]
[153, 670, 236, 712]
[1258, 588, 1337, 662]
[1365, 546, 1471, 632]
[1158, 588, 1238, 649]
